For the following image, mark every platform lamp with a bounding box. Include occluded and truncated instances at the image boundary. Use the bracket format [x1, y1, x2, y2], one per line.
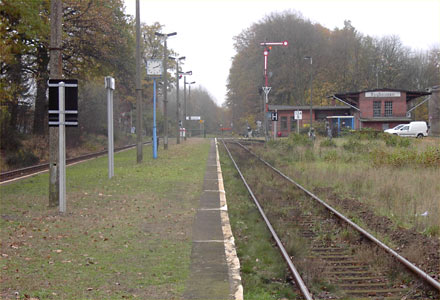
[154, 31, 177, 150]
[181, 73, 193, 141]
[169, 55, 185, 144]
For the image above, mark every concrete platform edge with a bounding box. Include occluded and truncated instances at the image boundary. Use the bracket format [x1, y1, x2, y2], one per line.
[215, 138, 243, 300]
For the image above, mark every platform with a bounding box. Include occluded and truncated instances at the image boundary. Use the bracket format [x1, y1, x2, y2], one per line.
[184, 139, 243, 299]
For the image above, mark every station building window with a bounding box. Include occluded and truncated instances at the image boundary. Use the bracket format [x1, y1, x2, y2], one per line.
[385, 101, 393, 117]
[281, 116, 287, 130]
[373, 101, 381, 117]
[291, 116, 296, 130]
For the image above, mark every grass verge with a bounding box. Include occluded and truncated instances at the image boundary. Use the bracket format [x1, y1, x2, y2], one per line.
[1, 138, 210, 299]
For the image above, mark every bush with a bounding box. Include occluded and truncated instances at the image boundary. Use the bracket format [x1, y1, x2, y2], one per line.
[287, 133, 313, 147]
[320, 139, 337, 148]
[6, 149, 39, 168]
[349, 128, 381, 140]
[381, 133, 412, 148]
[342, 138, 365, 153]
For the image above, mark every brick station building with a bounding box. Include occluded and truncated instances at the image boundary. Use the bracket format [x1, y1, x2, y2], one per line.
[268, 88, 431, 136]
[268, 104, 351, 137]
[331, 88, 431, 131]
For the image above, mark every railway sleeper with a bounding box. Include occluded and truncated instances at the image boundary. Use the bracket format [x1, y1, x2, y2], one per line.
[338, 282, 389, 289]
[344, 288, 409, 297]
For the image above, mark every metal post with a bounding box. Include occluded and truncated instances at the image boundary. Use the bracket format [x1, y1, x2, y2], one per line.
[176, 60, 180, 144]
[273, 109, 277, 139]
[106, 77, 114, 178]
[183, 76, 187, 141]
[163, 39, 169, 150]
[135, 0, 143, 163]
[153, 78, 158, 159]
[58, 82, 66, 213]
[264, 92, 269, 141]
[49, 0, 62, 207]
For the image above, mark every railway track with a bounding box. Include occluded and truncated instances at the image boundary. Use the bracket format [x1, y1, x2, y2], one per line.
[0, 141, 151, 183]
[221, 139, 439, 299]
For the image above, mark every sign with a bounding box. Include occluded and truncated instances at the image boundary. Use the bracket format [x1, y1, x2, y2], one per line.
[186, 116, 201, 120]
[365, 91, 401, 98]
[48, 79, 78, 126]
[271, 112, 278, 121]
[262, 86, 272, 96]
[294, 110, 302, 120]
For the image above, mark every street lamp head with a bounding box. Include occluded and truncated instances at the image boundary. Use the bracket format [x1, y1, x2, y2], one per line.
[155, 31, 177, 37]
[190, 81, 196, 84]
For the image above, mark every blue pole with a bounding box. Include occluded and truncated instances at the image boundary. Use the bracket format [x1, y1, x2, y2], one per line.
[153, 78, 157, 159]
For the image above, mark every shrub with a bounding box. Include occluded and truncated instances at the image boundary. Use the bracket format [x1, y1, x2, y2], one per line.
[320, 139, 337, 148]
[342, 138, 365, 153]
[382, 133, 412, 148]
[287, 133, 313, 147]
[6, 149, 39, 168]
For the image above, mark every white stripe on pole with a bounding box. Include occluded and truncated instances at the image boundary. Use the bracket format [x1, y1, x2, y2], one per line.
[59, 82, 66, 213]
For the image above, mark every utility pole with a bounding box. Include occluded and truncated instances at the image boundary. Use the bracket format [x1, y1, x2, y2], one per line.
[135, 0, 142, 163]
[176, 61, 180, 144]
[169, 56, 185, 144]
[48, 0, 62, 207]
[163, 38, 168, 150]
[155, 31, 177, 150]
[185, 80, 195, 138]
[183, 76, 187, 141]
[304, 56, 313, 137]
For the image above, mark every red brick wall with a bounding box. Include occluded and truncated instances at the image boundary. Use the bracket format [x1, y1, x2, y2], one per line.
[359, 91, 407, 118]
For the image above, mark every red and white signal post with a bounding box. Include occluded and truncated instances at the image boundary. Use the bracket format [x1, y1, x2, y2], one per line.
[260, 40, 288, 140]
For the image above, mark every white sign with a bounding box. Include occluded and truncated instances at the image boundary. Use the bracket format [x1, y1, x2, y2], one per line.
[365, 91, 401, 98]
[186, 116, 201, 120]
[294, 110, 302, 120]
[271, 112, 278, 121]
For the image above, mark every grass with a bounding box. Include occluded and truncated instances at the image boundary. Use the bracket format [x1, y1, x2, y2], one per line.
[255, 134, 440, 237]
[0, 139, 210, 299]
[219, 145, 299, 299]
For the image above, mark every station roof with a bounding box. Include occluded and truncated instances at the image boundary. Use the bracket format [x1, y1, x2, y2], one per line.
[332, 88, 431, 107]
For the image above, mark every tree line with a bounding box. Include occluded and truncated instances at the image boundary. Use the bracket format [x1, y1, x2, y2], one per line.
[0, 0, 220, 165]
[225, 11, 439, 130]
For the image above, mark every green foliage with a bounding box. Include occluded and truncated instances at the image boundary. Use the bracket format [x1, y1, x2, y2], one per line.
[382, 133, 412, 147]
[342, 138, 365, 153]
[287, 133, 313, 147]
[6, 149, 39, 168]
[370, 146, 440, 167]
[320, 139, 337, 148]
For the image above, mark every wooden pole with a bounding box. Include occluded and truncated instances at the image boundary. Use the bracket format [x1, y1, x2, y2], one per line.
[48, 0, 62, 207]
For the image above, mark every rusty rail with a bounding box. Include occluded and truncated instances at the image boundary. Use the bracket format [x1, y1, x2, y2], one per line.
[221, 139, 314, 300]
[234, 140, 440, 292]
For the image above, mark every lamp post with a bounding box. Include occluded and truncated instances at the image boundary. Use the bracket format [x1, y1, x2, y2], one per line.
[304, 56, 313, 138]
[169, 55, 185, 144]
[182, 72, 193, 141]
[155, 31, 177, 150]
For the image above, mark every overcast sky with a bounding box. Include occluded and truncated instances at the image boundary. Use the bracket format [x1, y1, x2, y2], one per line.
[123, 0, 440, 106]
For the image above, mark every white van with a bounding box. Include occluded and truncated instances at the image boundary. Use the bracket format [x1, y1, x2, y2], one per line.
[384, 124, 406, 134]
[396, 121, 428, 138]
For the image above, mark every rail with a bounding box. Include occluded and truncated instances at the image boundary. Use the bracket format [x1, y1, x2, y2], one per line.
[1, 141, 152, 183]
[221, 139, 314, 300]
[234, 140, 440, 292]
